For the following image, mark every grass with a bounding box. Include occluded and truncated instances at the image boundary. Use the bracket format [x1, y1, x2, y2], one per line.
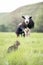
[0, 32, 43, 65]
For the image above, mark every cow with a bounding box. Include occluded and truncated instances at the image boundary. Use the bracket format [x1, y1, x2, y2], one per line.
[16, 15, 34, 37]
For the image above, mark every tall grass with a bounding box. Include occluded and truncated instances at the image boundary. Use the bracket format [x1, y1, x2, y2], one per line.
[0, 32, 43, 65]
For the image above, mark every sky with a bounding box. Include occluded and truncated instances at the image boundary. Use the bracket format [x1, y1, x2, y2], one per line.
[0, 0, 43, 12]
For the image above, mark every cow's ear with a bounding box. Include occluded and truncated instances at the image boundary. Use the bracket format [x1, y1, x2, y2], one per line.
[29, 16, 32, 19]
[22, 16, 25, 19]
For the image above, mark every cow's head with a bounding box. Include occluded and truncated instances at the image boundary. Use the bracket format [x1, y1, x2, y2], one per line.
[22, 15, 32, 25]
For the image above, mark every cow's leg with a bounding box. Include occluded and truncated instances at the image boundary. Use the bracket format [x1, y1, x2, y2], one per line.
[16, 33, 19, 37]
[16, 27, 22, 37]
[21, 33, 22, 37]
[22, 30, 25, 37]
[23, 33, 25, 37]
[23, 29, 27, 37]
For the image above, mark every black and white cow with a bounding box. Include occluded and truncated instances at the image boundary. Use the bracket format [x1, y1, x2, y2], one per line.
[16, 15, 34, 37]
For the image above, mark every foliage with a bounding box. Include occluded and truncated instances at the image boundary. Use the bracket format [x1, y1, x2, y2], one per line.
[0, 2, 43, 32]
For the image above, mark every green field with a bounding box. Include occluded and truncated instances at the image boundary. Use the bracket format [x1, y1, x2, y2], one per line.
[0, 33, 43, 65]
